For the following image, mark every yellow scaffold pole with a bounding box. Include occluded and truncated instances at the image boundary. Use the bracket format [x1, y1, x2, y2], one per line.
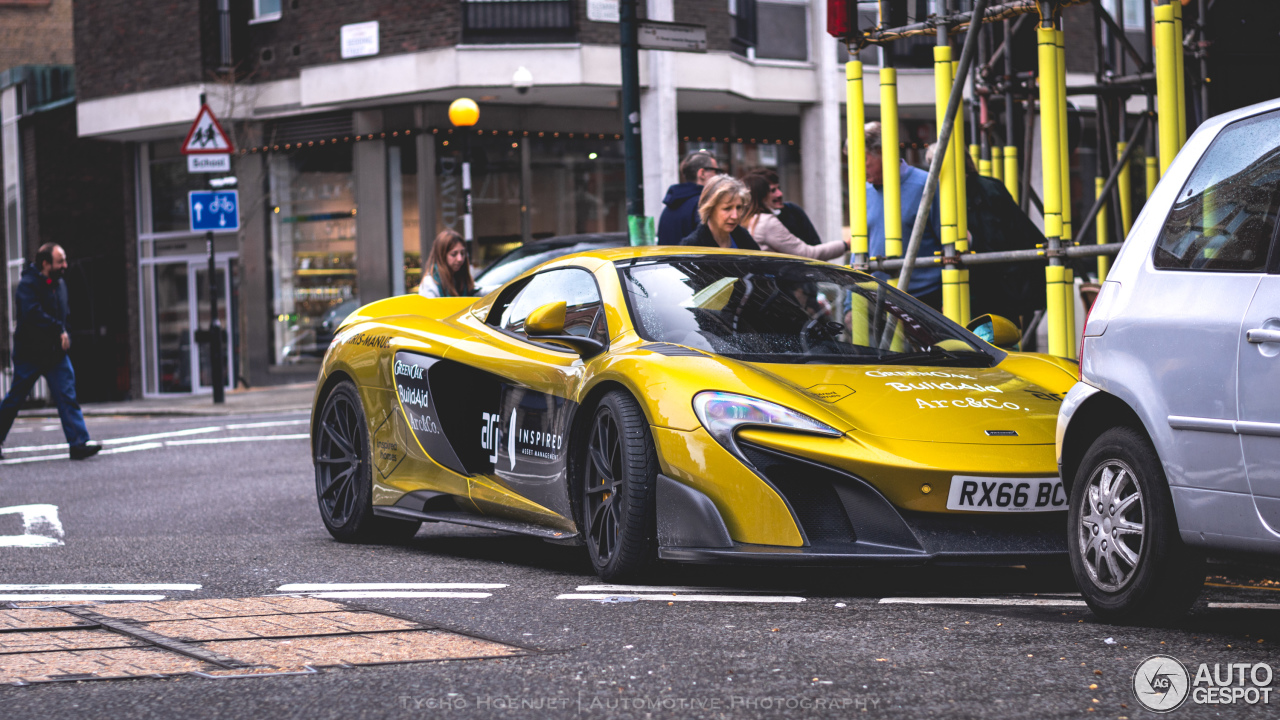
[1004, 145, 1019, 203]
[952, 52, 970, 325]
[1056, 25, 1074, 360]
[847, 57, 870, 346]
[881, 66, 903, 262]
[1116, 142, 1133, 237]
[1174, 0, 1187, 147]
[935, 44, 962, 324]
[1155, 2, 1181, 176]
[1145, 155, 1158, 198]
[1038, 20, 1067, 358]
[991, 146, 1003, 182]
[1095, 176, 1110, 281]
[970, 144, 982, 174]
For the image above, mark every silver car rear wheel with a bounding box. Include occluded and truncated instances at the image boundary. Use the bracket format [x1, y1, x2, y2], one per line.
[1077, 459, 1145, 593]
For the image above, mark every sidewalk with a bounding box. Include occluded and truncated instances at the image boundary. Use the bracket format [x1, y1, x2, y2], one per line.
[19, 382, 316, 418]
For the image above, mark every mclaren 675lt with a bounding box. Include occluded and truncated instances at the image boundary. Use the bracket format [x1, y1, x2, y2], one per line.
[310, 247, 1079, 580]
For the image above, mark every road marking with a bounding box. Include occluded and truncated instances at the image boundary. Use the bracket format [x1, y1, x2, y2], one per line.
[226, 419, 309, 429]
[278, 583, 507, 591]
[0, 584, 201, 591]
[295, 592, 494, 599]
[166, 434, 308, 446]
[101, 442, 165, 455]
[101, 426, 223, 445]
[1207, 602, 1280, 610]
[0, 594, 167, 602]
[557, 593, 806, 603]
[878, 597, 1087, 607]
[0, 504, 64, 547]
[577, 584, 791, 595]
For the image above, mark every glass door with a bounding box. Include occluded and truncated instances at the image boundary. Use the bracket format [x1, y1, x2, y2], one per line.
[192, 262, 232, 392]
[155, 262, 192, 393]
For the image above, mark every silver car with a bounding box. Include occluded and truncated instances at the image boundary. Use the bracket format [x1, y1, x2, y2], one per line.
[1057, 96, 1280, 622]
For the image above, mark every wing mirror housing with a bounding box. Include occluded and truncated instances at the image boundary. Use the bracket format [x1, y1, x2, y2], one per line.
[967, 313, 1022, 351]
[524, 301, 606, 357]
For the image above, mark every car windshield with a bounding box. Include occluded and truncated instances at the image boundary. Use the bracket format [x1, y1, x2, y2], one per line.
[618, 256, 1000, 366]
[477, 238, 626, 291]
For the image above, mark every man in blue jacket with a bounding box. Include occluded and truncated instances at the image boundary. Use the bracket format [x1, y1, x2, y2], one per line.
[657, 150, 721, 245]
[0, 243, 100, 460]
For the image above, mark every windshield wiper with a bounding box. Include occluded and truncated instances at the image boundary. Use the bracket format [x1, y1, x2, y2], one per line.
[878, 347, 993, 367]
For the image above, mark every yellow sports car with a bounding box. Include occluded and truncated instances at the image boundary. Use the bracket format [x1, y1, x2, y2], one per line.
[310, 247, 1078, 580]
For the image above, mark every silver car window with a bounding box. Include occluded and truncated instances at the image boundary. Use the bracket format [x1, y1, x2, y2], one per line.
[1154, 109, 1280, 272]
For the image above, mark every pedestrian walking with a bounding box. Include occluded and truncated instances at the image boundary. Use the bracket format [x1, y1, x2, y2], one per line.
[679, 176, 760, 250]
[418, 229, 478, 298]
[743, 168, 823, 245]
[657, 150, 722, 246]
[0, 243, 101, 460]
[741, 173, 848, 260]
[863, 122, 944, 310]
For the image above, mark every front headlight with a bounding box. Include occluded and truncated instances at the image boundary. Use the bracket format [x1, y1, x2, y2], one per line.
[692, 391, 841, 452]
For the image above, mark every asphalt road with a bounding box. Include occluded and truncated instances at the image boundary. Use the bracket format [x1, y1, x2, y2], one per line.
[0, 411, 1277, 719]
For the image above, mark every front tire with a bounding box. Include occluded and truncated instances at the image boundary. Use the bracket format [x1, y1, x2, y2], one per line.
[581, 390, 658, 581]
[314, 381, 420, 544]
[1067, 426, 1204, 623]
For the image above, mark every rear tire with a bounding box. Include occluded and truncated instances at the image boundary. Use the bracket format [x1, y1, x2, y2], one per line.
[580, 390, 658, 581]
[314, 381, 420, 544]
[1067, 426, 1204, 623]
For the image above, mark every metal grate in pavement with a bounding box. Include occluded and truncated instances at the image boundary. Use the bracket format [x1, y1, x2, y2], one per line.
[0, 596, 525, 685]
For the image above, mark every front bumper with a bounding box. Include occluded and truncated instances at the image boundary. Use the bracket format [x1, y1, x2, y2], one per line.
[657, 444, 1067, 567]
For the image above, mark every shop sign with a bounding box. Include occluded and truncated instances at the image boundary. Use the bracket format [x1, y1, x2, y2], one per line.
[638, 21, 707, 53]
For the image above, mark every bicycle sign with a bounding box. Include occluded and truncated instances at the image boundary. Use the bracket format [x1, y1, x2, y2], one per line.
[189, 190, 239, 232]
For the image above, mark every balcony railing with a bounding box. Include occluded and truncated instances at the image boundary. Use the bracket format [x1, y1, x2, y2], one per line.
[461, 0, 577, 45]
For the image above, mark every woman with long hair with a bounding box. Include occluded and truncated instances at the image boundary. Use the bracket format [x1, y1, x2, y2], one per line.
[740, 173, 848, 260]
[678, 175, 760, 249]
[418, 229, 477, 298]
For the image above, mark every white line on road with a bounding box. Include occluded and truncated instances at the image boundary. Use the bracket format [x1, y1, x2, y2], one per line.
[226, 419, 309, 429]
[278, 583, 507, 591]
[558, 593, 806, 603]
[1207, 602, 1280, 610]
[0, 594, 168, 602]
[577, 584, 791, 595]
[0, 504, 64, 547]
[0, 584, 200, 591]
[101, 442, 165, 455]
[101, 426, 224, 445]
[293, 592, 494, 599]
[878, 597, 1088, 607]
[166, 434, 308, 446]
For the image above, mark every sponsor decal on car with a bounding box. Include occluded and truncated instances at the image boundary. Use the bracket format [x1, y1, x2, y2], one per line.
[946, 476, 1066, 512]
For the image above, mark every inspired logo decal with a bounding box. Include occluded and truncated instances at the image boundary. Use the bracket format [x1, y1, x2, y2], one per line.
[507, 412, 517, 471]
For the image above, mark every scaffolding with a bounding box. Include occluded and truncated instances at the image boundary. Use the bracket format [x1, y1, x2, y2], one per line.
[834, 0, 1200, 357]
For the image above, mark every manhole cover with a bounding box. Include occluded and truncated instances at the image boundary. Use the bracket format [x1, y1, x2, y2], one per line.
[0, 596, 526, 685]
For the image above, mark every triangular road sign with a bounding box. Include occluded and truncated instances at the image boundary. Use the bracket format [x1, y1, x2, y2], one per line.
[182, 104, 235, 155]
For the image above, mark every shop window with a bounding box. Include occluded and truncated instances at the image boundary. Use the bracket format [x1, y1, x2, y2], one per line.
[149, 140, 215, 233]
[387, 138, 421, 294]
[268, 145, 357, 365]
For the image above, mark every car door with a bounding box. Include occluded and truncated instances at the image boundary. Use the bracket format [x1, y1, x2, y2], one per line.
[1239, 270, 1280, 535]
[445, 266, 610, 526]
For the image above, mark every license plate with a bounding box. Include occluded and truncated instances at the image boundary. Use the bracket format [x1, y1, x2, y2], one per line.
[946, 476, 1067, 512]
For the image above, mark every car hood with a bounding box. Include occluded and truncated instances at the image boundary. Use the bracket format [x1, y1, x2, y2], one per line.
[748, 361, 1062, 445]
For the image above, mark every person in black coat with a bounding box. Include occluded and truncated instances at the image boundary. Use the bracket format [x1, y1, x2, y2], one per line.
[0, 243, 100, 460]
[743, 168, 823, 245]
[657, 150, 722, 246]
[963, 163, 1048, 327]
[679, 176, 760, 250]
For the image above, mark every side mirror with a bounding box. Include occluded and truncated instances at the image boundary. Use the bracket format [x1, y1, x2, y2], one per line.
[967, 313, 1022, 351]
[524, 301, 606, 357]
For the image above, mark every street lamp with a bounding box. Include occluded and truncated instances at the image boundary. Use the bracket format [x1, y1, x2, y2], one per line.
[449, 98, 479, 252]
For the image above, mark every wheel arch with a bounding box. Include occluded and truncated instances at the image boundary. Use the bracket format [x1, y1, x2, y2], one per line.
[311, 369, 356, 456]
[566, 380, 640, 530]
[1061, 391, 1150, 495]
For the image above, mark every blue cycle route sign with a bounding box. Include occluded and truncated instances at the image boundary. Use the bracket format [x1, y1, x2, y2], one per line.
[189, 190, 240, 232]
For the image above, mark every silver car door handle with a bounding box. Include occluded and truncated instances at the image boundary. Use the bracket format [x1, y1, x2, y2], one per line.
[1246, 329, 1280, 344]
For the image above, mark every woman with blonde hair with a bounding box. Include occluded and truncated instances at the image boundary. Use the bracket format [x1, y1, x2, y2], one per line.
[678, 175, 760, 250]
[740, 173, 848, 260]
[418, 229, 477, 298]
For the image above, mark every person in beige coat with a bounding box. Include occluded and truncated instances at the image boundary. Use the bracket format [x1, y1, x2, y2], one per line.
[740, 173, 848, 261]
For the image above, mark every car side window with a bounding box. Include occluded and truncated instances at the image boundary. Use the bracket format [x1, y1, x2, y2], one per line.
[1154, 109, 1280, 272]
[488, 268, 607, 343]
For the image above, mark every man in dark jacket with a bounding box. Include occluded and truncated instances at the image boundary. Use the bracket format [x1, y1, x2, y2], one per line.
[0, 243, 100, 460]
[744, 168, 822, 245]
[963, 163, 1048, 327]
[657, 150, 721, 245]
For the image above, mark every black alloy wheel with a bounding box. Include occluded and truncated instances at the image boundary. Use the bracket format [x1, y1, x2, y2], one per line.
[1067, 426, 1205, 624]
[581, 390, 658, 580]
[314, 381, 419, 543]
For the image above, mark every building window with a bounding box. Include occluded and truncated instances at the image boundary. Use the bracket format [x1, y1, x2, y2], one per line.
[755, 0, 808, 61]
[252, 0, 282, 22]
[730, 0, 757, 57]
[461, 0, 576, 44]
[268, 145, 357, 365]
[1101, 0, 1146, 31]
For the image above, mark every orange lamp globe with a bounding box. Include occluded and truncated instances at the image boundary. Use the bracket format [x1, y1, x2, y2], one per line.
[449, 98, 480, 128]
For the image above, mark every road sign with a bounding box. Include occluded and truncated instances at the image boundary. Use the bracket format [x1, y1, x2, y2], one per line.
[187, 154, 231, 173]
[188, 190, 239, 232]
[638, 21, 707, 52]
[182, 104, 235, 155]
